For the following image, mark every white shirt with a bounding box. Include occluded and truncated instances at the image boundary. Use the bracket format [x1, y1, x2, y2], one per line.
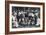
[36, 18, 40, 26]
[12, 15, 19, 27]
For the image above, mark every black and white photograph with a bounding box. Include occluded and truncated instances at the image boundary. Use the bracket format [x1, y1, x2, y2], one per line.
[8, 3, 44, 33]
[12, 7, 40, 28]
[5, 1, 45, 34]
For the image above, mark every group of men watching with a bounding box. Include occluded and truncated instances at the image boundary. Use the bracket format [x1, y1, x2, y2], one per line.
[12, 10, 40, 28]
